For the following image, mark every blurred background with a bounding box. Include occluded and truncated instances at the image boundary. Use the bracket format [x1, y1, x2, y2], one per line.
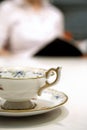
[52, 0, 87, 56]
[0, 0, 87, 57]
[0, 0, 87, 39]
[51, 0, 87, 40]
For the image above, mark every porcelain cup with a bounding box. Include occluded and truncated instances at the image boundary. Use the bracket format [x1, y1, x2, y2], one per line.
[0, 67, 61, 110]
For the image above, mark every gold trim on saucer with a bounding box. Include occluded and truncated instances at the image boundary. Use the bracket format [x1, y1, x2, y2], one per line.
[0, 89, 68, 114]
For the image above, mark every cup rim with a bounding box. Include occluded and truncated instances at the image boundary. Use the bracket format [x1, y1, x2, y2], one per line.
[0, 67, 47, 80]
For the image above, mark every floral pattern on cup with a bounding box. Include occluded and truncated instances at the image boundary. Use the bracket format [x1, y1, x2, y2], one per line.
[0, 70, 45, 79]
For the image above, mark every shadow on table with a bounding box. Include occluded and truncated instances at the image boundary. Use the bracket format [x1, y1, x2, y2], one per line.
[0, 106, 69, 128]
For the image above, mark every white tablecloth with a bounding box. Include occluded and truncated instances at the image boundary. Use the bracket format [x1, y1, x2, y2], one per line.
[0, 57, 87, 130]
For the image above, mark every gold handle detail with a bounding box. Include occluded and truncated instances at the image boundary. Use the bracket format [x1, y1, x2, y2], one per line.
[38, 67, 61, 96]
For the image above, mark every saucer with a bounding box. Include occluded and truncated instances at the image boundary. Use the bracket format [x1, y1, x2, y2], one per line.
[0, 89, 68, 117]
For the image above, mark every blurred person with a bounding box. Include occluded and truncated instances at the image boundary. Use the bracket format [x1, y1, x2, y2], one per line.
[0, 0, 82, 57]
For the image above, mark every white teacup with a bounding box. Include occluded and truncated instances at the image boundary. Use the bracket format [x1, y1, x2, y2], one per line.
[0, 67, 61, 110]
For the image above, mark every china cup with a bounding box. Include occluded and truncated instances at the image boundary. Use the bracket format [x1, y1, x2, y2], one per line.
[0, 67, 61, 110]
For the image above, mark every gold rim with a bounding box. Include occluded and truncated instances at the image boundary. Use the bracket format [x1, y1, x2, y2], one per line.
[0, 68, 47, 80]
[0, 67, 61, 80]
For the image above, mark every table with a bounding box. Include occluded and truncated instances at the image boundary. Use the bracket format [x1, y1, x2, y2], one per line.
[0, 57, 87, 130]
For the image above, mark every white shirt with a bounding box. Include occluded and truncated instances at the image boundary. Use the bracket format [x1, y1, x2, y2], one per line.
[0, 0, 64, 57]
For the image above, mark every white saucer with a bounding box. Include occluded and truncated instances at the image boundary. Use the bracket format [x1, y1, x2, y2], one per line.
[0, 89, 68, 117]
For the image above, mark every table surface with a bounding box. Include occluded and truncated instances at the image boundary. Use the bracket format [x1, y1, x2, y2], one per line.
[0, 56, 87, 130]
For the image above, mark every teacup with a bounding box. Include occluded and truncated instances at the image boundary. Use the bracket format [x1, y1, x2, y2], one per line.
[0, 67, 61, 110]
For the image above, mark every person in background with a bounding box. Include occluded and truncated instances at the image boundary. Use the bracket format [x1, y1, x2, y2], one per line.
[0, 0, 82, 57]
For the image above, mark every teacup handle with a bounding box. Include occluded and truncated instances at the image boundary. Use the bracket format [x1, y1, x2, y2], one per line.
[38, 67, 61, 96]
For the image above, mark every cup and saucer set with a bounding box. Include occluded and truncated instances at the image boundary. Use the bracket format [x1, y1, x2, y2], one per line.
[0, 67, 68, 117]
